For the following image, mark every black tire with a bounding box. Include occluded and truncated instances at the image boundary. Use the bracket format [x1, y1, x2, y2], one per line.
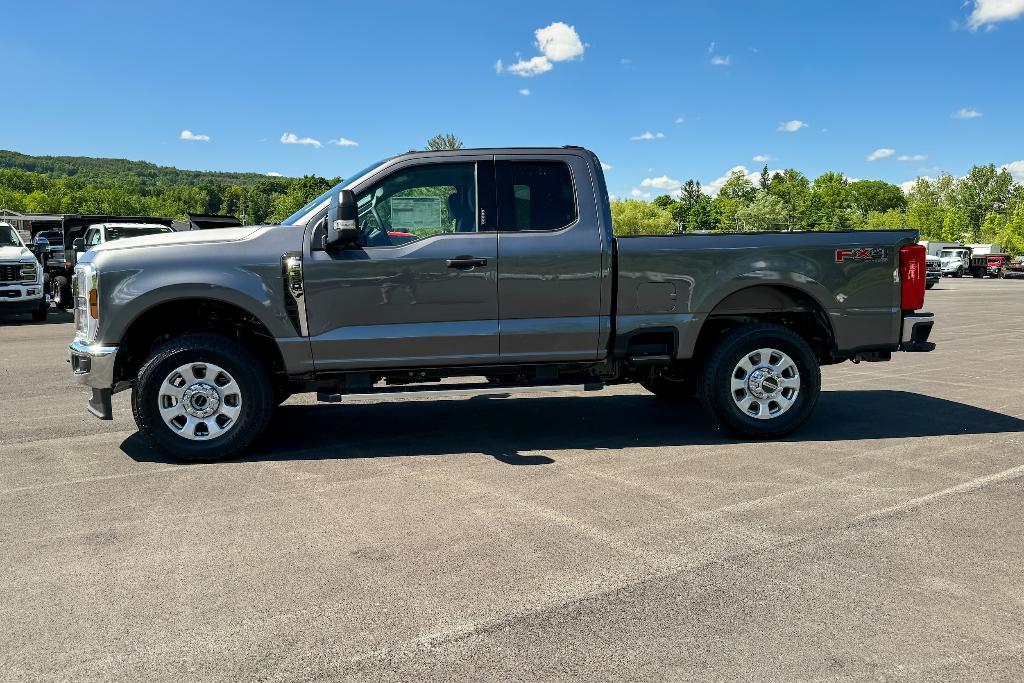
[132, 334, 273, 462]
[698, 323, 821, 439]
[954, 268, 963, 279]
[926, 282, 935, 290]
[640, 367, 694, 402]
[31, 300, 48, 322]
[51, 275, 73, 309]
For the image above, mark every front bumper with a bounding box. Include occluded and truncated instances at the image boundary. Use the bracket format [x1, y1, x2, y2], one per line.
[69, 341, 118, 420]
[900, 312, 935, 352]
[0, 283, 44, 313]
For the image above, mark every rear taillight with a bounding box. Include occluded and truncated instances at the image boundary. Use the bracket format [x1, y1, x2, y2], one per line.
[900, 244, 926, 311]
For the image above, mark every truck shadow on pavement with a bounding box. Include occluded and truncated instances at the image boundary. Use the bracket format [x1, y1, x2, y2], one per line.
[122, 389, 1024, 466]
[0, 308, 74, 326]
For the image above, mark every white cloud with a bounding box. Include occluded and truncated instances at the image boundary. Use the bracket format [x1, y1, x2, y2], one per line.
[867, 148, 895, 161]
[710, 55, 730, 65]
[266, 172, 283, 177]
[897, 154, 927, 161]
[506, 55, 553, 77]
[280, 132, 322, 148]
[1001, 160, 1024, 184]
[952, 107, 983, 119]
[753, 154, 771, 162]
[600, 162, 612, 171]
[967, 0, 1024, 29]
[675, 116, 685, 124]
[329, 137, 359, 147]
[518, 88, 530, 96]
[641, 175, 683, 195]
[630, 188, 651, 199]
[535, 21, 585, 62]
[631, 131, 665, 141]
[778, 120, 807, 133]
[701, 165, 783, 196]
[179, 129, 210, 142]
[499, 22, 585, 79]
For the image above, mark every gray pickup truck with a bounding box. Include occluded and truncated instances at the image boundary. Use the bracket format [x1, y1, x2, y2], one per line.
[68, 146, 935, 461]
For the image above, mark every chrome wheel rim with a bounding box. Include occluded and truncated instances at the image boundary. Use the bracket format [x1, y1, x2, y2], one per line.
[730, 347, 800, 420]
[158, 362, 242, 440]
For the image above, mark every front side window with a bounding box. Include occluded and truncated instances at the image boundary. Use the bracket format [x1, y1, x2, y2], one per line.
[105, 226, 172, 241]
[0, 226, 22, 247]
[87, 229, 102, 246]
[355, 163, 477, 247]
[498, 161, 577, 231]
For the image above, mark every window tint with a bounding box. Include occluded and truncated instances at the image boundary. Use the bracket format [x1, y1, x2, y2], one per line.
[499, 161, 577, 231]
[355, 163, 477, 247]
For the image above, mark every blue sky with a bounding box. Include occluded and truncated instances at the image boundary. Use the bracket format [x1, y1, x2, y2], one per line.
[2, 0, 1022, 199]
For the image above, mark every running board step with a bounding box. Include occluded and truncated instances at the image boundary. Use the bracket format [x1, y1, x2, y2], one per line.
[628, 355, 672, 367]
[317, 381, 604, 403]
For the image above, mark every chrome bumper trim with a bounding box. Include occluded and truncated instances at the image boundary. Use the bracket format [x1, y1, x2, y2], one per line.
[69, 341, 118, 389]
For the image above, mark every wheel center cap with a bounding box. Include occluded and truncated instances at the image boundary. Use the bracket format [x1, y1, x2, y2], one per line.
[182, 383, 221, 419]
[748, 368, 780, 399]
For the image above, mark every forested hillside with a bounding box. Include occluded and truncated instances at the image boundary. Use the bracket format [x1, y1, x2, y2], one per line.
[3, 149, 1023, 254]
[0, 150, 337, 224]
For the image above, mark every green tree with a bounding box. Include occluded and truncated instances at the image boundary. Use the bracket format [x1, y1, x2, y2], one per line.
[710, 170, 756, 230]
[864, 210, 909, 230]
[848, 180, 907, 217]
[735, 192, 790, 231]
[767, 169, 812, 230]
[610, 200, 677, 236]
[809, 172, 854, 230]
[947, 164, 1014, 243]
[425, 133, 464, 151]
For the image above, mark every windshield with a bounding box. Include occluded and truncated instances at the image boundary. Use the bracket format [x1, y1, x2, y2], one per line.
[280, 159, 389, 226]
[106, 226, 172, 241]
[37, 231, 63, 244]
[0, 226, 24, 247]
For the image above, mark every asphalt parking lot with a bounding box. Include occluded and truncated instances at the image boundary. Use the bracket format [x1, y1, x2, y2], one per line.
[2, 277, 1023, 681]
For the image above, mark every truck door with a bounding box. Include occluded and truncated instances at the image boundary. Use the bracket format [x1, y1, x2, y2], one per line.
[494, 154, 608, 362]
[303, 157, 499, 371]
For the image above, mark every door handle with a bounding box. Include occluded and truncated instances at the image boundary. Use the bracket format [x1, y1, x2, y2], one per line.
[446, 256, 488, 269]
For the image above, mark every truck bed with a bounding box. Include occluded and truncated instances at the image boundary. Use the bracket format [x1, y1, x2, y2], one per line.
[614, 230, 920, 358]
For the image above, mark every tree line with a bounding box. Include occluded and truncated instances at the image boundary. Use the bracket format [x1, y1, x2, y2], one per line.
[3, 147, 1023, 254]
[0, 150, 338, 224]
[613, 163, 1024, 254]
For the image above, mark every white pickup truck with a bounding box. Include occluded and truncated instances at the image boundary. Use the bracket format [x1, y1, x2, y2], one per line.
[0, 222, 47, 321]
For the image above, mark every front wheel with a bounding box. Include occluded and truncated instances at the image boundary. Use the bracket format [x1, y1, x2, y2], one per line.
[31, 299, 48, 322]
[51, 275, 72, 309]
[132, 334, 273, 462]
[698, 324, 821, 439]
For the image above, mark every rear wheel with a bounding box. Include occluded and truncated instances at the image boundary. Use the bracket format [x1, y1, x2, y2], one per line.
[699, 324, 820, 439]
[926, 282, 935, 290]
[132, 334, 273, 462]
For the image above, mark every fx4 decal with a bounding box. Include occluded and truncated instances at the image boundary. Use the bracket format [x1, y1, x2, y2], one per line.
[836, 247, 887, 263]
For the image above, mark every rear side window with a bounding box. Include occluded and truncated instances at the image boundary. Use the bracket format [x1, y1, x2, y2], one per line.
[498, 161, 577, 231]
